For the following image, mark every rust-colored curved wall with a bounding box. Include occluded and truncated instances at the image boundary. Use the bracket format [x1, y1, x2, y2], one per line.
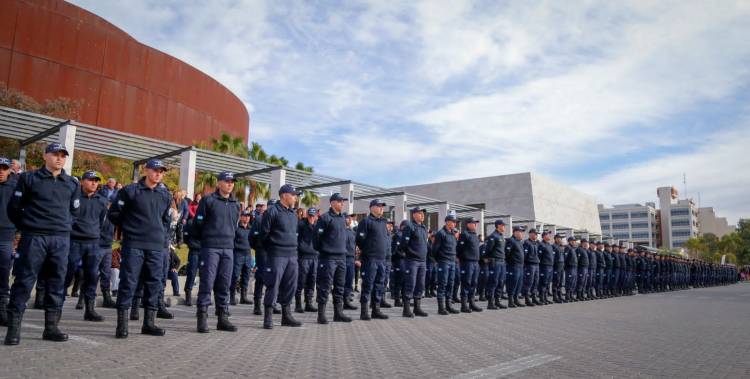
[0, 0, 250, 145]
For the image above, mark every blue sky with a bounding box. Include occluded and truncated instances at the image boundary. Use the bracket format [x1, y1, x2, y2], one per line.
[71, 0, 750, 224]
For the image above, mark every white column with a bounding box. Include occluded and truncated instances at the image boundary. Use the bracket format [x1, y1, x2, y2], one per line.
[270, 168, 286, 201]
[179, 149, 197, 199]
[59, 123, 77, 174]
[506, 216, 513, 238]
[341, 182, 354, 215]
[437, 203, 449, 229]
[394, 194, 407, 224]
[476, 209, 485, 238]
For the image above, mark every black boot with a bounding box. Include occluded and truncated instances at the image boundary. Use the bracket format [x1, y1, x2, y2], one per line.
[102, 290, 116, 309]
[460, 298, 471, 313]
[229, 288, 237, 306]
[295, 294, 304, 313]
[264, 306, 274, 329]
[75, 296, 84, 310]
[0, 297, 8, 326]
[508, 296, 517, 308]
[141, 309, 165, 336]
[4, 310, 22, 345]
[317, 303, 328, 324]
[84, 299, 104, 322]
[344, 298, 358, 310]
[372, 302, 389, 319]
[532, 294, 541, 306]
[445, 298, 459, 314]
[394, 297, 403, 307]
[333, 302, 352, 322]
[240, 288, 252, 304]
[157, 298, 174, 319]
[254, 300, 263, 315]
[402, 300, 414, 318]
[130, 297, 140, 320]
[515, 296, 525, 307]
[438, 299, 448, 315]
[469, 298, 483, 312]
[281, 304, 302, 327]
[495, 297, 508, 309]
[487, 297, 498, 310]
[33, 288, 45, 309]
[304, 298, 318, 312]
[272, 303, 281, 314]
[413, 298, 428, 317]
[360, 302, 371, 320]
[115, 308, 128, 338]
[217, 306, 237, 331]
[197, 306, 209, 333]
[525, 296, 535, 307]
[184, 291, 193, 306]
[42, 309, 68, 342]
[379, 298, 392, 308]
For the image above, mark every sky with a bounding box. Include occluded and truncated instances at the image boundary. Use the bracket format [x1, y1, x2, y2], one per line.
[71, 0, 750, 224]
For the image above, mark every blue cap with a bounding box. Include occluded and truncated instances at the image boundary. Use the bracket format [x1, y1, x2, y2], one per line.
[241, 210, 253, 216]
[278, 184, 301, 196]
[494, 219, 505, 227]
[410, 207, 424, 214]
[512, 226, 525, 232]
[568, 236, 577, 242]
[466, 217, 479, 224]
[445, 214, 457, 222]
[145, 159, 167, 171]
[45, 143, 69, 156]
[554, 233, 564, 239]
[580, 238, 588, 243]
[387, 220, 395, 225]
[0, 157, 10, 167]
[81, 171, 101, 181]
[267, 199, 277, 205]
[329, 193, 347, 202]
[344, 212, 352, 218]
[307, 208, 318, 216]
[217, 171, 235, 182]
[369, 199, 386, 207]
[528, 228, 538, 234]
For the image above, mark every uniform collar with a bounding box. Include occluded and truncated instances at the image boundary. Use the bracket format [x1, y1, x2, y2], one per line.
[37, 166, 69, 180]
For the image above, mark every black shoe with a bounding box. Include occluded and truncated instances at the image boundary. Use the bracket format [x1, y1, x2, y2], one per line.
[304, 300, 318, 312]
[508, 298, 517, 308]
[254, 300, 263, 315]
[295, 294, 304, 313]
[42, 310, 68, 342]
[239, 288, 252, 305]
[75, 296, 84, 310]
[4, 310, 22, 345]
[333, 302, 352, 322]
[479, 294, 486, 302]
[229, 289, 237, 306]
[84, 299, 104, 322]
[115, 308, 128, 338]
[264, 307, 274, 329]
[460, 298, 471, 313]
[394, 298, 403, 307]
[343, 299, 358, 310]
[0, 297, 8, 327]
[184, 292, 193, 306]
[438, 299, 448, 315]
[532, 295, 541, 306]
[317, 303, 328, 324]
[372, 303, 389, 319]
[402, 300, 414, 318]
[469, 299, 483, 312]
[102, 290, 116, 309]
[413, 299, 428, 317]
[515, 296, 525, 307]
[446, 299, 460, 314]
[197, 306, 209, 333]
[217, 306, 237, 331]
[130, 298, 141, 321]
[360, 303, 371, 320]
[281, 305, 302, 327]
[495, 297, 508, 309]
[33, 289, 45, 310]
[379, 299, 392, 309]
[141, 309, 165, 336]
[272, 304, 281, 314]
[487, 299, 498, 310]
[525, 296, 535, 307]
[157, 300, 174, 319]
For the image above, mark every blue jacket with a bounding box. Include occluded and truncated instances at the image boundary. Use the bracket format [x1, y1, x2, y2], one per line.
[71, 191, 108, 241]
[99, 215, 114, 248]
[576, 247, 589, 268]
[457, 230, 480, 262]
[0, 176, 18, 241]
[194, 191, 240, 249]
[345, 228, 356, 259]
[523, 239, 540, 265]
[313, 209, 348, 257]
[538, 241, 555, 266]
[564, 246, 578, 268]
[400, 220, 428, 261]
[108, 178, 171, 251]
[431, 226, 457, 262]
[553, 243, 565, 269]
[259, 202, 298, 257]
[355, 214, 389, 260]
[8, 167, 81, 236]
[297, 218, 318, 257]
[234, 223, 252, 253]
[483, 231, 506, 261]
[505, 237, 525, 266]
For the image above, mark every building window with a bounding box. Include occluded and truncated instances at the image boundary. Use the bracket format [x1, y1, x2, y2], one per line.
[670, 208, 690, 216]
[611, 213, 628, 220]
[631, 212, 649, 219]
[671, 220, 690, 227]
[673, 240, 686, 247]
[672, 230, 692, 237]
[612, 223, 629, 230]
[599, 214, 610, 220]
[631, 222, 649, 229]
[613, 233, 630, 239]
[632, 232, 650, 239]
[601, 225, 609, 230]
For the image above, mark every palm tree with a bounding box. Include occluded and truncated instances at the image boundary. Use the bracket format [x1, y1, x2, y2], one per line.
[295, 162, 319, 208]
[195, 171, 217, 195]
[211, 132, 248, 158]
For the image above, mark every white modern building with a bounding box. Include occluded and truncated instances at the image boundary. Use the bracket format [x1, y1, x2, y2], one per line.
[698, 207, 736, 238]
[598, 203, 659, 248]
[658, 186, 699, 249]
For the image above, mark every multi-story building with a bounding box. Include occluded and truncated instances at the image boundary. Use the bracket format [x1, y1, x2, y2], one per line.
[658, 187, 699, 249]
[598, 203, 658, 247]
[697, 207, 736, 238]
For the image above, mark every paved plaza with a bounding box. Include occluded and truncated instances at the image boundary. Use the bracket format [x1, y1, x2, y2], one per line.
[1, 284, 749, 378]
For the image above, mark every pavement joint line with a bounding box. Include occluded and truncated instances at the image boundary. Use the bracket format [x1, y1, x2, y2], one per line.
[452, 353, 562, 378]
[23, 323, 103, 347]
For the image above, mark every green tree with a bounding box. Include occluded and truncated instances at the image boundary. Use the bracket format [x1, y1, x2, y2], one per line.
[683, 237, 705, 259]
[295, 162, 319, 208]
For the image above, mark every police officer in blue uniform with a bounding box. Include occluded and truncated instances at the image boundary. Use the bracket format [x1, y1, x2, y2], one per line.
[537, 231, 555, 305]
[576, 238, 590, 301]
[603, 243, 614, 297]
[355, 199, 390, 320]
[5, 143, 81, 345]
[391, 221, 407, 307]
[194, 171, 240, 333]
[230, 210, 253, 306]
[505, 226, 525, 308]
[522, 229, 541, 306]
[457, 217, 483, 313]
[259, 185, 302, 329]
[400, 207, 429, 318]
[551, 234, 565, 303]
[314, 193, 352, 324]
[99, 205, 116, 309]
[380, 220, 395, 309]
[564, 237, 578, 302]
[110, 159, 171, 339]
[67, 170, 108, 322]
[431, 213, 460, 315]
[595, 242, 606, 299]
[343, 213, 358, 310]
[586, 241, 597, 299]
[610, 244, 621, 296]
[295, 207, 318, 313]
[0, 157, 17, 327]
[484, 219, 507, 310]
[182, 211, 201, 306]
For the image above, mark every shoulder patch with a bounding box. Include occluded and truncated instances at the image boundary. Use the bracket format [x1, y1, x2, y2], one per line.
[73, 199, 80, 208]
[117, 200, 125, 206]
[14, 191, 22, 197]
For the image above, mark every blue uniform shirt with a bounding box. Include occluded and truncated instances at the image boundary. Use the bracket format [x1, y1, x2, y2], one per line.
[431, 226, 457, 263]
[0, 176, 18, 241]
[259, 202, 298, 257]
[297, 218, 318, 258]
[457, 230, 480, 262]
[194, 191, 240, 248]
[313, 209, 348, 257]
[71, 191, 107, 241]
[108, 178, 171, 251]
[8, 167, 81, 236]
[400, 220, 428, 261]
[355, 214, 389, 260]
